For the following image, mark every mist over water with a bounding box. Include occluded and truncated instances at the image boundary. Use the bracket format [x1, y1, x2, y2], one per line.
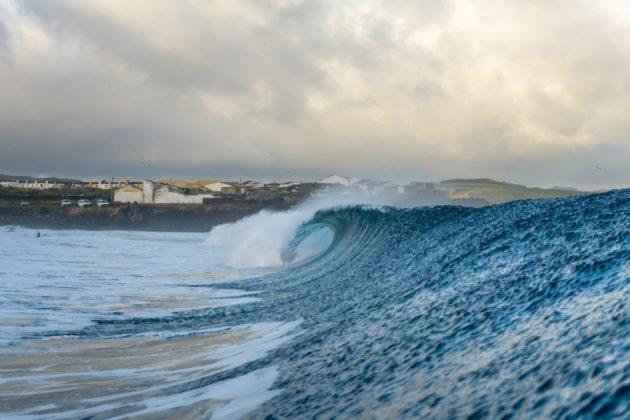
[205, 193, 387, 268]
[1, 190, 629, 417]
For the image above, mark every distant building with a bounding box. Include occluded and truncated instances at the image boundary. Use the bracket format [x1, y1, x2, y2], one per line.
[114, 184, 144, 203]
[113, 180, 214, 204]
[377, 181, 404, 195]
[14, 179, 70, 189]
[159, 179, 192, 189]
[263, 182, 281, 191]
[160, 179, 217, 189]
[84, 180, 127, 190]
[278, 181, 301, 188]
[157, 179, 238, 194]
[355, 179, 380, 196]
[241, 180, 265, 190]
[204, 181, 236, 194]
[317, 175, 361, 186]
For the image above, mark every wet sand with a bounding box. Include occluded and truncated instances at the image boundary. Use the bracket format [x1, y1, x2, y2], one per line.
[0, 321, 299, 417]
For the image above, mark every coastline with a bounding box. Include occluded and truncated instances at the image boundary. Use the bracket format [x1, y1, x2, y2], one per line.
[0, 198, 292, 232]
[0, 196, 494, 232]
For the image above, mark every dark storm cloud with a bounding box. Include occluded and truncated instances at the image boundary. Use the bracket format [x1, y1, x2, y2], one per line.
[0, 0, 629, 188]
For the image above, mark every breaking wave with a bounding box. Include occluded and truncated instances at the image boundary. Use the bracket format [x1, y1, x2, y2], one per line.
[2, 189, 629, 418]
[204, 189, 630, 417]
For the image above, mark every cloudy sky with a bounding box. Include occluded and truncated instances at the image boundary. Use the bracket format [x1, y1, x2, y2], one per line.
[1, 0, 630, 188]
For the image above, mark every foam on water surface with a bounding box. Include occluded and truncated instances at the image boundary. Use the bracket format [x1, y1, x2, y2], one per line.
[0, 227, 300, 417]
[2, 189, 630, 418]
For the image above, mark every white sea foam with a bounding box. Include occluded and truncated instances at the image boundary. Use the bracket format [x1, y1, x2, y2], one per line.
[0, 226, 303, 417]
[0, 228, 257, 343]
[205, 194, 374, 269]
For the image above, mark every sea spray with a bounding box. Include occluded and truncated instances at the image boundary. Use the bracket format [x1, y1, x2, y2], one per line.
[205, 194, 382, 268]
[2, 190, 628, 418]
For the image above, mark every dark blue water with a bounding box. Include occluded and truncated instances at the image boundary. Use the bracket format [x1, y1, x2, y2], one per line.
[79, 190, 630, 417]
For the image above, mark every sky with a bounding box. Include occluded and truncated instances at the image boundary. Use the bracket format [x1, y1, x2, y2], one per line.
[1, 0, 630, 189]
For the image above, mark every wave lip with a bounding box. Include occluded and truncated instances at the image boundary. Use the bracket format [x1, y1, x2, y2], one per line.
[4, 190, 629, 418]
[240, 190, 630, 418]
[204, 195, 380, 269]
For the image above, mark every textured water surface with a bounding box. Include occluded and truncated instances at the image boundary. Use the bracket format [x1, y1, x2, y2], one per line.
[1, 190, 629, 418]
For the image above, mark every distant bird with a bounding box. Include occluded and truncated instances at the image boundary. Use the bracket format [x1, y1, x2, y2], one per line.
[595, 166, 603, 171]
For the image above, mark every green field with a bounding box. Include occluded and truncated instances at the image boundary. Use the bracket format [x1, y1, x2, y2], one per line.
[436, 179, 584, 204]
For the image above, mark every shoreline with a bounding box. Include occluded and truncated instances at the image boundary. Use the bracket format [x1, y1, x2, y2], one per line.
[0, 199, 292, 232]
[0, 196, 492, 232]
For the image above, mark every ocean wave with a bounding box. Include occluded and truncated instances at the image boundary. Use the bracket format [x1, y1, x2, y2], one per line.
[2, 190, 629, 417]
[220, 190, 630, 417]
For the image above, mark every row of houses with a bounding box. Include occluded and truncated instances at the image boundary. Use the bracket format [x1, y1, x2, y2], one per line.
[0, 178, 139, 190]
[111, 179, 305, 204]
[2, 174, 466, 205]
[114, 180, 215, 204]
[0, 175, 256, 194]
[113, 180, 255, 204]
[157, 180, 238, 194]
[1, 174, 307, 204]
[0, 179, 70, 189]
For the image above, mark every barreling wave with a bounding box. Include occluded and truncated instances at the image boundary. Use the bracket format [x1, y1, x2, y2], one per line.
[223, 189, 629, 418]
[4, 190, 627, 418]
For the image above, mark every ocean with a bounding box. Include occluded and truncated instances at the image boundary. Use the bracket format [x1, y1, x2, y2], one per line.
[0, 190, 629, 418]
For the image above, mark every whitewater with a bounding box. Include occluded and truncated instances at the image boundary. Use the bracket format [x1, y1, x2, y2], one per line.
[0, 190, 629, 418]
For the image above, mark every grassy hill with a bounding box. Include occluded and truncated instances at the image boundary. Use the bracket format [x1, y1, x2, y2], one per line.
[436, 178, 585, 204]
[0, 174, 81, 183]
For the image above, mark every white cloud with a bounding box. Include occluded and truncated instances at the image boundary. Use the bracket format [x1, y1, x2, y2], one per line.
[0, 0, 629, 188]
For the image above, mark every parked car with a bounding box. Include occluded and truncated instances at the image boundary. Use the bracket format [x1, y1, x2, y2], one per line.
[77, 199, 92, 208]
[19, 200, 31, 206]
[96, 199, 110, 207]
[61, 199, 72, 207]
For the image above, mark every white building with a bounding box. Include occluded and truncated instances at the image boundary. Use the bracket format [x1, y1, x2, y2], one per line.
[114, 180, 214, 204]
[277, 181, 301, 189]
[14, 180, 67, 189]
[357, 182, 379, 196]
[317, 175, 361, 186]
[88, 180, 125, 190]
[241, 180, 265, 189]
[377, 181, 405, 195]
[204, 181, 235, 193]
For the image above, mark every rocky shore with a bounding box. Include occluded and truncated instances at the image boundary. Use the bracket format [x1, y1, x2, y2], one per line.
[0, 198, 292, 232]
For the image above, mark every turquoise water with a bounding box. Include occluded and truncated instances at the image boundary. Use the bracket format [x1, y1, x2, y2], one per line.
[1, 190, 629, 417]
